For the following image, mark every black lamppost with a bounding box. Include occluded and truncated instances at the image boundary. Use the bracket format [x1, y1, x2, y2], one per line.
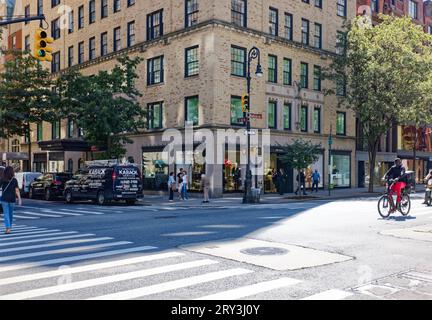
[243, 47, 263, 204]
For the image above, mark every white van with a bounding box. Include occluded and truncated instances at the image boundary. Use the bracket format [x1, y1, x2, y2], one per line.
[15, 172, 42, 197]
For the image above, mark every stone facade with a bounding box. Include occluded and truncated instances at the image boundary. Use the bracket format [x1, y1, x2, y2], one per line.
[9, 0, 357, 195]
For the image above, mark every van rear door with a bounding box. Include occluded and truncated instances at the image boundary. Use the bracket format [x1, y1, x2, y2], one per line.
[113, 166, 141, 198]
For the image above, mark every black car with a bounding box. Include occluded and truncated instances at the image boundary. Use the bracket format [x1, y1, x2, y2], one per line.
[64, 163, 143, 205]
[29, 172, 73, 201]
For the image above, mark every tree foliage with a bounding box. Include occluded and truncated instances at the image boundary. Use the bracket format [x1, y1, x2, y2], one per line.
[277, 139, 322, 171]
[56, 56, 146, 159]
[323, 15, 432, 191]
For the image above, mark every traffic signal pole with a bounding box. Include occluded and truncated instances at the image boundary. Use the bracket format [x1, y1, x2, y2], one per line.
[0, 15, 45, 27]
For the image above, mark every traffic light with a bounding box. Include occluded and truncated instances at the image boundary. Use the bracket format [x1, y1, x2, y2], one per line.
[33, 28, 54, 62]
[241, 94, 249, 112]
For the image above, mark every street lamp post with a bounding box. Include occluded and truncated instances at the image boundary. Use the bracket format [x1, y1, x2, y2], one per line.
[328, 124, 333, 196]
[243, 47, 263, 204]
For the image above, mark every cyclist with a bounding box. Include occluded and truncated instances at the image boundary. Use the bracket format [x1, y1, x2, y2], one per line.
[384, 158, 407, 212]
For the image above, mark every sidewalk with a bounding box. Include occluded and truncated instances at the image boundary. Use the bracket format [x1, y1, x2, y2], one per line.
[139, 186, 426, 208]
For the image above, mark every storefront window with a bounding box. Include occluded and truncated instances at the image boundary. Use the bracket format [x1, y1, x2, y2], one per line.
[364, 161, 391, 186]
[143, 151, 169, 190]
[331, 153, 350, 187]
[223, 150, 242, 192]
[305, 154, 324, 189]
[402, 159, 426, 183]
[264, 153, 278, 193]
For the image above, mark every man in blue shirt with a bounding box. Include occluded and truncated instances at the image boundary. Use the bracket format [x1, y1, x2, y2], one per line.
[311, 169, 320, 193]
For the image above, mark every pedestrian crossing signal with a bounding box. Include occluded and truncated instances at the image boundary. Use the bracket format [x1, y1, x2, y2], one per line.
[33, 28, 54, 62]
[242, 95, 249, 112]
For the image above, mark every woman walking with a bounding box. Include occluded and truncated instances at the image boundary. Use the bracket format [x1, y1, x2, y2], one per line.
[0, 166, 22, 234]
[168, 172, 175, 202]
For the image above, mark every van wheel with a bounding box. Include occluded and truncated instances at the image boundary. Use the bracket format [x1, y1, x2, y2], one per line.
[126, 200, 136, 206]
[97, 191, 105, 206]
[44, 189, 52, 201]
[65, 190, 73, 204]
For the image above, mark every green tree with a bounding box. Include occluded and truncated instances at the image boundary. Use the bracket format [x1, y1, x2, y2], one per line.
[0, 50, 57, 171]
[324, 15, 432, 192]
[56, 56, 146, 159]
[277, 139, 322, 191]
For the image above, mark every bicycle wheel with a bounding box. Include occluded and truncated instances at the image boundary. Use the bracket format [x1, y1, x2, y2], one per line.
[399, 194, 411, 216]
[378, 195, 391, 218]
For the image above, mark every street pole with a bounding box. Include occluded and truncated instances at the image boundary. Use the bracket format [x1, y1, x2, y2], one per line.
[243, 47, 262, 204]
[328, 124, 333, 197]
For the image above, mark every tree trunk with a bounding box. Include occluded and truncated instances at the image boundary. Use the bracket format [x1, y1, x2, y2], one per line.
[368, 140, 379, 193]
[27, 123, 32, 172]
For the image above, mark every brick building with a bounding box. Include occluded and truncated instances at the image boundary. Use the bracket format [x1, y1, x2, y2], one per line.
[5, 0, 357, 196]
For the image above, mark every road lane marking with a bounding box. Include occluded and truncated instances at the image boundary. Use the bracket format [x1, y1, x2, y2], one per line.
[0, 227, 38, 232]
[12, 215, 39, 220]
[0, 237, 114, 253]
[196, 277, 302, 300]
[1, 259, 218, 300]
[0, 245, 157, 273]
[301, 289, 353, 300]
[16, 211, 62, 218]
[0, 232, 77, 242]
[0, 241, 132, 263]
[90, 268, 253, 300]
[0, 234, 95, 247]
[59, 209, 106, 215]
[0, 251, 184, 286]
[0, 229, 56, 238]
[42, 210, 82, 216]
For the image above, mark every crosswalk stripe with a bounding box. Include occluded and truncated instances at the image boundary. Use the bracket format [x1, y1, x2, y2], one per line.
[0, 237, 114, 254]
[1, 259, 218, 300]
[42, 210, 82, 216]
[16, 211, 62, 218]
[0, 251, 184, 286]
[59, 209, 106, 215]
[0, 245, 157, 273]
[12, 215, 39, 220]
[0, 231, 77, 242]
[0, 234, 95, 247]
[195, 277, 302, 300]
[89, 268, 253, 300]
[0, 229, 59, 239]
[0, 226, 38, 232]
[0, 241, 132, 263]
[301, 289, 353, 300]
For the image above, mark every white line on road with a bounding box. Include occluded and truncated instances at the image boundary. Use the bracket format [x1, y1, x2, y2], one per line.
[196, 277, 302, 300]
[0, 237, 114, 253]
[0, 245, 157, 273]
[59, 209, 106, 215]
[0, 234, 95, 247]
[0, 229, 55, 238]
[1, 259, 219, 300]
[0, 251, 184, 286]
[89, 268, 253, 300]
[0, 241, 132, 263]
[16, 211, 62, 218]
[0, 226, 38, 232]
[12, 215, 39, 220]
[0, 232, 77, 242]
[42, 210, 82, 216]
[301, 289, 353, 300]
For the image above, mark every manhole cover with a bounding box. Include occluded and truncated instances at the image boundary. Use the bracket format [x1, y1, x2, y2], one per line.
[240, 247, 289, 256]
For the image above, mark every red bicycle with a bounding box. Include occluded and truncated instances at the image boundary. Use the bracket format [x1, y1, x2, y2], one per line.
[377, 178, 411, 218]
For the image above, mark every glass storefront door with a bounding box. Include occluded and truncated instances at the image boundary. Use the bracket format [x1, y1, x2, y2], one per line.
[330, 153, 351, 188]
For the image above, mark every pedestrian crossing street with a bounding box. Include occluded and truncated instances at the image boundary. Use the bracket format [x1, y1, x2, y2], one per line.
[0, 224, 358, 300]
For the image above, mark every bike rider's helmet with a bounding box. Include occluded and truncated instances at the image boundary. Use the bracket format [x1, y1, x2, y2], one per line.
[394, 158, 402, 166]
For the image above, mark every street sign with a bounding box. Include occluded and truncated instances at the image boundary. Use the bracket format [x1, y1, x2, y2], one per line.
[244, 130, 257, 135]
[250, 113, 263, 119]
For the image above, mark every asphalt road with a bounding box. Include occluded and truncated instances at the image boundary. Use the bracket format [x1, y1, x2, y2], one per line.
[1, 194, 432, 300]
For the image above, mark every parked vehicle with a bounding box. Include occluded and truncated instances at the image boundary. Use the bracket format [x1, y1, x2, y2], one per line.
[29, 172, 73, 201]
[15, 172, 42, 197]
[64, 161, 143, 205]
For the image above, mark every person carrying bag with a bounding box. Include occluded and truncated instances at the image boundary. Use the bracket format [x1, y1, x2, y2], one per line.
[0, 166, 22, 234]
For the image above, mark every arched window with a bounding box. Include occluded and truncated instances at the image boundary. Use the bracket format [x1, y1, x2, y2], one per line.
[67, 159, 73, 172]
[78, 158, 84, 169]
